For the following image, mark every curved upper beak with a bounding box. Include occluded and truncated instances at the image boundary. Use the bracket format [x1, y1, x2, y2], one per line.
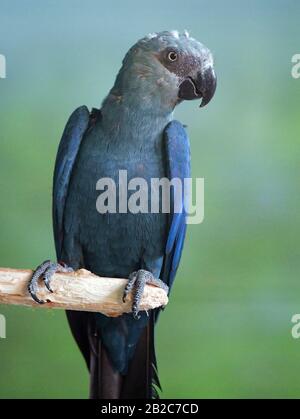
[178, 66, 217, 108]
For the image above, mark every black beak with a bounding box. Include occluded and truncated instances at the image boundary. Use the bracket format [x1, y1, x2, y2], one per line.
[178, 67, 217, 108]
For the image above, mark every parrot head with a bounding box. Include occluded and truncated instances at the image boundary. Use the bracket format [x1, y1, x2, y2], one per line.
[108, 30, 216, 112]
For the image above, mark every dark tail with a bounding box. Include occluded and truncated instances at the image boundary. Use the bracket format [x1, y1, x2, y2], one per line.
[66, 310, 160, 399]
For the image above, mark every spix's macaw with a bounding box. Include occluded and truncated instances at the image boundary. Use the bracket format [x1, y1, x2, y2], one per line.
[29, 30, 216, 399]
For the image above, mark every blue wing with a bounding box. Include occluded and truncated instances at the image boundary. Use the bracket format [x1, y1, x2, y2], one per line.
[162, 120, 191, 290]
[52, 105, 91, 259]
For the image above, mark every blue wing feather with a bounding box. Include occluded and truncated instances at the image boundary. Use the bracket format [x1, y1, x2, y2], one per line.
[162, 120, 191, 289]
[53, 105, 90, 259]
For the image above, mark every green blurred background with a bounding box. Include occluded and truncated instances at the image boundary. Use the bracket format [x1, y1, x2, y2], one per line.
[0, 0, 300, 399]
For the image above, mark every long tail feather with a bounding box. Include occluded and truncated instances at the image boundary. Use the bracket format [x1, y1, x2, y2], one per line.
[66, 310, 160, 399]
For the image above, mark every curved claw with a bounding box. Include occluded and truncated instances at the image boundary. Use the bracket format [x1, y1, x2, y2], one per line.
[132, 304, 141, 320]
[124, 269, 168, 320]
[28, 282, 46, 304]
[28, 260, 52, 304]
[122, 271, 137, 302]
[44, 274, 54, 293]
[43, 263, 60, 293]
[28, 260, 73, 304]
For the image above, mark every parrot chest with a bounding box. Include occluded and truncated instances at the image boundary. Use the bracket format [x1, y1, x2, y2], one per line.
[65, 130, 168, 277]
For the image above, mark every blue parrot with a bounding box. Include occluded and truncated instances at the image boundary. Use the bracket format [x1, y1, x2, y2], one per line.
[28, 30, 216, 398]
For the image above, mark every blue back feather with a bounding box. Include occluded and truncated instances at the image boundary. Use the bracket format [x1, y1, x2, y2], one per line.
[163, 120, 191, 289]
[53, 106, 90, 258]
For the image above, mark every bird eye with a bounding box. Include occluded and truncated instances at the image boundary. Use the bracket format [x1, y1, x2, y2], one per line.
[167, 51, 178, 62]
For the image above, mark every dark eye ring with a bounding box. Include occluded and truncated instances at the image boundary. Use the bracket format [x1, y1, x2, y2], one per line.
[167, 51, 178, 62]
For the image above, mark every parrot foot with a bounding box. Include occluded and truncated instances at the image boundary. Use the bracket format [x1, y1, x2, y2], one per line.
[123, 269, 169, 320]
[28, 260, 73, 304]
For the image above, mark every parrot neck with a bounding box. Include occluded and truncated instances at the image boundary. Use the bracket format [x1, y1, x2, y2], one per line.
[101, 92, 174, 145]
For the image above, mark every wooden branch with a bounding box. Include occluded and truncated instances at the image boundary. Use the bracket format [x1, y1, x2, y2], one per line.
[0, 268, 168, 317]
